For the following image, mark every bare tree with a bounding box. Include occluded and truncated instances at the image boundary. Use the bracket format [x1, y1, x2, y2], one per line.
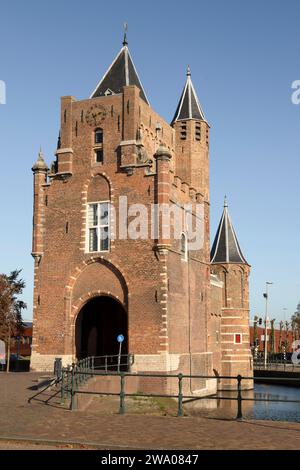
[291, 302, 300, 338]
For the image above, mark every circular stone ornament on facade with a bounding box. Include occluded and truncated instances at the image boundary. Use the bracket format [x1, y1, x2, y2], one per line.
[85, 104, 107, 127]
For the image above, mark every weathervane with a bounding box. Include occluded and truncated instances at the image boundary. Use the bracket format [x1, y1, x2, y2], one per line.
[123, 22, 128, 46]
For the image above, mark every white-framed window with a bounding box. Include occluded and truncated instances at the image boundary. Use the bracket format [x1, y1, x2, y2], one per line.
[87, 201, 110, 253]
[234, 333, 243, 344]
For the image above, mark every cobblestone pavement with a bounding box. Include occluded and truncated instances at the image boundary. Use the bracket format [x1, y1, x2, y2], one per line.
[0, 373, 300, 450]
[0, 441, 78, 450]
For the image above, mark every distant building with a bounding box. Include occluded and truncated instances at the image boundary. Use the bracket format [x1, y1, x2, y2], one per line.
[250, 325, 296, 353]
[11, 322, 32, 357]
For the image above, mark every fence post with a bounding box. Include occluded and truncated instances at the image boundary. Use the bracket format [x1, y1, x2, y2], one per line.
[177, 373, 183, 417]
[75, 363, 79, 391]
[66, 365, 71, 399]
[105, 356, 108, 373]
[119, 372, 126, 415]
[80, 360, 83, 385]
[77, 360, 80, 385]
[236, 374, 243, 420]
[60, 368, 65, 404]
[70, 363, 76, 410]
[128, 354, 132, 373]
[91, 356, 94, 378]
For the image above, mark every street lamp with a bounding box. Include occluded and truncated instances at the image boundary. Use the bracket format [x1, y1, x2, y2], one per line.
[263, 281, 273, 368]
[282, 307, 287, 323]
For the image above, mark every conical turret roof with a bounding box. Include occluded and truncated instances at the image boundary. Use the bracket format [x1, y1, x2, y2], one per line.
[211, 197, 248, 264]
[172, 66, 205, 123]
[90, 35, 149, 104]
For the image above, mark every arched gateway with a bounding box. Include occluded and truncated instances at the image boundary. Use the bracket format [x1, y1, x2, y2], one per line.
[75, 296, 128, 362]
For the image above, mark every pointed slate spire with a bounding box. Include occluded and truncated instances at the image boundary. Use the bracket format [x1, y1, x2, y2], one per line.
[172, 66, 206, 123]
[211, 197, 248, 264]
[90, 28, 149, 104]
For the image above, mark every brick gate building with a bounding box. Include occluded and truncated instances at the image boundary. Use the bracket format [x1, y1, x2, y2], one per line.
[30, 34, 253, 393]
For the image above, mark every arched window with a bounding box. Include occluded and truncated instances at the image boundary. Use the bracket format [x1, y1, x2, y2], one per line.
[95, 128, 103, 144]
[181, 232, 188, 261]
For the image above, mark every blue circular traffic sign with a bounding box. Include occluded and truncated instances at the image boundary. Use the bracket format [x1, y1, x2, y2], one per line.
[117, 334, 124, 343]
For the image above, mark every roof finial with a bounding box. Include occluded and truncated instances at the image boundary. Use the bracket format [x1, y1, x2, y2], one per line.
[123, 22, 128, 46]
[224, 195, 228, 208]
[186, 65, 191, 76]
[38, 146, 44, 160]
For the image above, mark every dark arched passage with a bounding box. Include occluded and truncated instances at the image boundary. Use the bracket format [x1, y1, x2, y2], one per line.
[75, 296, 128, 363]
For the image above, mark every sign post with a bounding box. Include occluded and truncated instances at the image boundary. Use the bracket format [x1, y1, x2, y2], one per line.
[117, 334, 124, 372]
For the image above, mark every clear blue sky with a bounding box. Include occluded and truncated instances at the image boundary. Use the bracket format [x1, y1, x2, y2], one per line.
[0, 0, 299, 324]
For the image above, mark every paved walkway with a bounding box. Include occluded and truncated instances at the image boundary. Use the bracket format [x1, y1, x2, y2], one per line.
[0, 372, 300, 450]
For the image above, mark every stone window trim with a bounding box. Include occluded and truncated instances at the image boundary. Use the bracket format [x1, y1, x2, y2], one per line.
[86, 200, 110, 254]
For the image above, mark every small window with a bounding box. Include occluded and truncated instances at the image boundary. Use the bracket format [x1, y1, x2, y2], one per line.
[234, 333, 242, 344]
[95, 128, 103, 144]
[95, 149, 103, 163]
[181, 232, 188, 261]
[195, 123, 201, 141]
[180, 122, 187, 140]
[87, 202, 110, 252]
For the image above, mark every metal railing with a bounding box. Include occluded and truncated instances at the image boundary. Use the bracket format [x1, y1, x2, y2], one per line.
[58, 365, 300, 421]
[253, 352, 300, 371]
[254, 361, 300, 372]
[91, 354, 134, 372]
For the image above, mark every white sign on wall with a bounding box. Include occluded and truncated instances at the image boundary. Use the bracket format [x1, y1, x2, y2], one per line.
[260, 335, 269, 341]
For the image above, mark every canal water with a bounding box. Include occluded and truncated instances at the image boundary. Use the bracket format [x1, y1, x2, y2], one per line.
[186, 384, 300, 423]
[250, 383, 300, 422]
